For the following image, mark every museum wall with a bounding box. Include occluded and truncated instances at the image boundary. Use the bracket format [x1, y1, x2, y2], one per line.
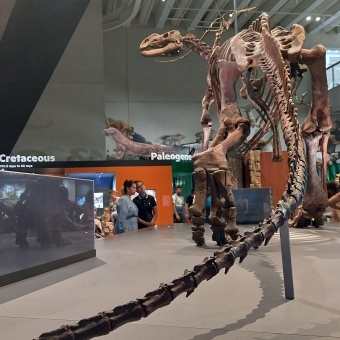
[5, 0, 106, 162]
[260, 152, 289, 206]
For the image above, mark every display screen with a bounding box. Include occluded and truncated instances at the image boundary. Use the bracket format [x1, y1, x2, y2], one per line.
[76, 196, 86, 206]
[94, 192, 103, 208]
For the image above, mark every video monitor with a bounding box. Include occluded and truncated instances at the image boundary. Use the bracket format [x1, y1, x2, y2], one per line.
[131, 189, 156, 201]
[94, 192, 103, 208]
[76, 196, 86, 206]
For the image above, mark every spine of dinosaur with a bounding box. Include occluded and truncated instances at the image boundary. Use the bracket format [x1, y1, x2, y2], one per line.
[183, 37, 212, 59]
[257, 28, 306, 204]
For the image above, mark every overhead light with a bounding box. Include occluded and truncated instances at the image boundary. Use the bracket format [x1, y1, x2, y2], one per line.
[306, 16, 311, 21]
[316, 17, 320, 21]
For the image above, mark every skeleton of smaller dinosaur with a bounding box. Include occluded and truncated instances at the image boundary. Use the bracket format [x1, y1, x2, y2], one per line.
[34, 12, 332, 340]
[195, 129, 217, 143]
[295, 91, 310, 107]
[155, 133, 186, 146]
[290, 62, 308, 97]
[241, 105, 261, 127]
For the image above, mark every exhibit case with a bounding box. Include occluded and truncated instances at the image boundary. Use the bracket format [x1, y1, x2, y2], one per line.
[234, 187, 273, 224]
[0, 171, 96, 287]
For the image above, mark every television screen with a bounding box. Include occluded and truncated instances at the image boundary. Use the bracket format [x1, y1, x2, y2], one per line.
[94, 192, 103, 208]
[146, 189, 156, 201]
[76, 196, 86, 206]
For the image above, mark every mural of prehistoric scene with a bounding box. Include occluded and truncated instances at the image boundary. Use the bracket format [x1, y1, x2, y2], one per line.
[104, 116, 217, 161]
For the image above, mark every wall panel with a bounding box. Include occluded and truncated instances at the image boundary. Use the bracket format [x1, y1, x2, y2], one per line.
[260, 152, 289, 206]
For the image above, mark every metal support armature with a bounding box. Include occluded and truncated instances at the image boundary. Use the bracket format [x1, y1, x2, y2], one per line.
[280, 220, 294, 299]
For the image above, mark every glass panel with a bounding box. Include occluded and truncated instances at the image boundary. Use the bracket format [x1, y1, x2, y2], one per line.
[233, 187, 273, 224]
[0, 171, 94, 283]
[334, 63, 340, 88]
[327, 67, 333, 90]
[326, 48, 340, 90]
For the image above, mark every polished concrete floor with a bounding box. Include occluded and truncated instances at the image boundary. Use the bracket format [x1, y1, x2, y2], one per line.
[0, 229, 93, 276]
[1, 223, 340, 340]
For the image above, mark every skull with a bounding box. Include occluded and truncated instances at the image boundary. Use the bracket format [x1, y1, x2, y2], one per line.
[140, 30, 184, 57]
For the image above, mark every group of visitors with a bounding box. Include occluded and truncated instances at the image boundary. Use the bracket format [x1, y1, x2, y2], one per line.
[172, 185, 212, 223]
[96, 180, 158, 236]
[172, 186, 195, 223]
[95, 176, 340, 239]
[96, 183, 212, 238]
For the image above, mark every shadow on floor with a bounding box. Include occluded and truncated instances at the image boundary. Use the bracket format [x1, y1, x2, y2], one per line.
[185, 227, 340, 340]
[187, 252, 288, 340]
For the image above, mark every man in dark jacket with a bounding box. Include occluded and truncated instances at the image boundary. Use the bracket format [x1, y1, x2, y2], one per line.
[133, 181, 158, 229]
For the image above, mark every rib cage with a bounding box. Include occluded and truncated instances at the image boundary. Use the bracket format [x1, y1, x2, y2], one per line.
[34, 14, 308, 340]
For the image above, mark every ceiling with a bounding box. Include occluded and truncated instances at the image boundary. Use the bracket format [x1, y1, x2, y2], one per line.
[102, 0, 340, 33]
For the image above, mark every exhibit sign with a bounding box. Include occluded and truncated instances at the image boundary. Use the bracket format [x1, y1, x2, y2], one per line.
[150, 152, 192, 162]
[0, 154, 56, 169]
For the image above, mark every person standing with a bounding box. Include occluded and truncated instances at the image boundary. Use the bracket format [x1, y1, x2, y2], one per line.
[108, 190, 119, 222]
[185, 189, 195, 222]
[133, 181, 158, 229]
[58, 186, 84, 230]
[172, 185, 186, 223]
[327, 181, 340, 222]
[115, 180, 138, 234]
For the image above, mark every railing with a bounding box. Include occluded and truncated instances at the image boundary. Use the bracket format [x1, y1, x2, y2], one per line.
[327, 60, 340, 90]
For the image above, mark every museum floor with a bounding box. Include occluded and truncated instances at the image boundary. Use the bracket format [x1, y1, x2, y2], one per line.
[1, 223, 340, 340]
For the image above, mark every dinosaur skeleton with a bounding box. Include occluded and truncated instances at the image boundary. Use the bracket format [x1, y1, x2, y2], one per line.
[140, 13, 331, 241]
[34, 13, 332, 340]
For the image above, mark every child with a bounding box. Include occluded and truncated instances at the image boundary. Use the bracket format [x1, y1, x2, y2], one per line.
[101, 213, 114, 236]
